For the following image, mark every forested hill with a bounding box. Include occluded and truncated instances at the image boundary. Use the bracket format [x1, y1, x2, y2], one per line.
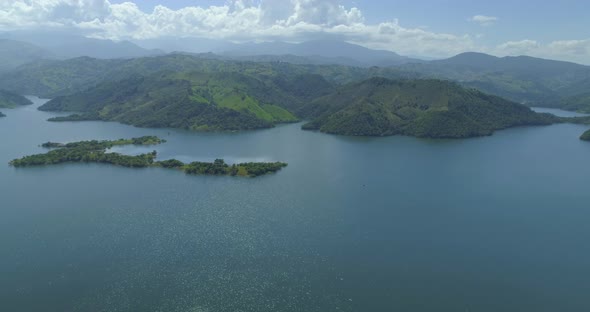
[0, 89, 32, 108]
[39, 71, 333, 131]
[299, 78, 559, 138]
[559, 92, 590, 113]
[1, 51, 590, 112]
[0, 54, 411, 99]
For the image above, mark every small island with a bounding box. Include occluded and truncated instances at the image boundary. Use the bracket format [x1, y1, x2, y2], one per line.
[0, 111, 5, 117]
[10, 136, 287, 177]
[581, 130, 590, 141]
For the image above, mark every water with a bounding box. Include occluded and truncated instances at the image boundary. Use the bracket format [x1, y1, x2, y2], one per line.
[532, 106, 590, 117]
[2, 98, 590, 312]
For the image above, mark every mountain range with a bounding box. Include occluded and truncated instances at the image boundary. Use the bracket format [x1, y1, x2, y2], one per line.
[0, 31, 162, 64]
[398, 52, 590, 106]
[12, 53, 572, 138]
[133, 38, 421, 67]
[1, 33, 590, 137]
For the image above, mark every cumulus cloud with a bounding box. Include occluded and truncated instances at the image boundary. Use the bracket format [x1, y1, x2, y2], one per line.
[489, 39, 590, 64]
[0, 1, 588, 64]
[496, 39, 540, 55]
[492, 38, 590, 64]
[0, 0, 476, 58]
[469, 15, 498, 26]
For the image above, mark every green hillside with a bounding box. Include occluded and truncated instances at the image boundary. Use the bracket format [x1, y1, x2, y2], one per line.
[559, 93, 590, 113]
[39, 71, 328, 130]
[300, 78, 559, 138]
[1, 52, 589, 112]
[0, 89, 32, 108]
[0, 54, 410, 98]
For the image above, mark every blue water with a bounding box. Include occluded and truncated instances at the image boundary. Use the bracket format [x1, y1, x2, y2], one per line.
[1, 98, 590, 311]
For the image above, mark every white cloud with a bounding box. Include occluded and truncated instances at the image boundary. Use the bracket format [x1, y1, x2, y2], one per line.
[0, 1, 588, 64]
[469, 15, 498, 27]
[492, 39, 590, 64]
[0, 0, 476, 58]
[496, 39, 540, 55]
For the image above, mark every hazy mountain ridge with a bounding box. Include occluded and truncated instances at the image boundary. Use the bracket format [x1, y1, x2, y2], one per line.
[0, 39, 54, 72]
[132, 38, 422, 67]
[1, 33, 589, 111]
[397, 52, 590, 106]
[0, 31, 162, 60]
[221, 40, 423, 67]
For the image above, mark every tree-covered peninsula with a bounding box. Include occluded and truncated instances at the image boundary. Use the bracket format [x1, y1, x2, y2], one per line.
[299, 78, 563, 138]
[10, 136, 287, 177]
[0, 89, 32, 108]
[581, 130, 590, 141]
[39, 71, 327, 131]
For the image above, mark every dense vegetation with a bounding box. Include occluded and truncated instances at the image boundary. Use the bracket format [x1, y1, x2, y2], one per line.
[2, 52, 589, 136]
[0, 54, 407, 98]
[1, 52, 588, 110]
[559, 92, 590, 113]
[581, 130, 590, 141]
[39, 71, 319, 131]
[0, 89, 32, 108]
[300, 78, 560, 138]
[10, 136, 287, 177]
[39, 70, 585, 138]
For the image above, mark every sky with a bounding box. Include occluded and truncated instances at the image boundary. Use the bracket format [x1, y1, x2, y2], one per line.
[1, 0, 589, 64]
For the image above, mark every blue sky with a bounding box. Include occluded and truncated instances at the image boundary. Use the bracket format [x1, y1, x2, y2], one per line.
[3, 0, 590, 63]
[110, 0, 590, 45]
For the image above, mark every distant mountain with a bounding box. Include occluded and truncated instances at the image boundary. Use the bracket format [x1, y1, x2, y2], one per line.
[0, 57, 127, 97]
[0, 54, 412, 98]
[134, 37, 236, 54]
[0, 39, 54, 72]
[223, 40, 422, 67]
[397, 52, 590, 106]
[50, 38, 163, 59]
[299, 77, 558, 138]
[0, 31, 163, 59]
[135, 38, 421, 67]
[434, 52, 587, 75]
[0, 89, 33, 108]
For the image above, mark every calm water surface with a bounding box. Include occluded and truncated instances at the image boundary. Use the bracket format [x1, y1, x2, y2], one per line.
[1, 98, 590, 311]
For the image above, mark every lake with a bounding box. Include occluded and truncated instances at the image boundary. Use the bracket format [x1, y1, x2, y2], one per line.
[1, 98, 590, 311]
